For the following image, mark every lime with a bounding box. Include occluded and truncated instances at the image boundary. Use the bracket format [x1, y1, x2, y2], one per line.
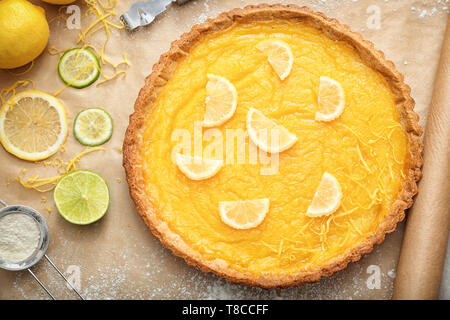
[58, 48, 100, 88]
[54, 170, 110, 225]
[73, 108, 113, 146]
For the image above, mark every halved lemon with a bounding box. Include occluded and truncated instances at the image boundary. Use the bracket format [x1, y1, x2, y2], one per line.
[247, 108, 297, 153]
[202, 74, 237, 127]
[315, 76, 345, 121]
[0, 90, 68, 161]
[174, 153, 223, 180]
[306, 172, 342, 217]
[256, 40, 293, 80]
[219, 198, 269, 230]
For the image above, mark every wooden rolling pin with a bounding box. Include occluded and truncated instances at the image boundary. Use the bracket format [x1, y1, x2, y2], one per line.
[392, 17, 450, 300]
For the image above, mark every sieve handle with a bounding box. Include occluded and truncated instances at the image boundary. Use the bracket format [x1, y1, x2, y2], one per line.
[0, 200, 6, 208]
[44, 254, 84, 300]
[27, 255, 85, 300]
[27, 269, 56, 300]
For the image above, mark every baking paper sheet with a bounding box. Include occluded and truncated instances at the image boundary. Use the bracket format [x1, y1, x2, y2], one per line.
[0, 0, 448, 299]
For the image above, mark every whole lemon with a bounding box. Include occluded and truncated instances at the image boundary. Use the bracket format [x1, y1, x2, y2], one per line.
[0, 0, 49, 69]
[41, 0, 77, 4]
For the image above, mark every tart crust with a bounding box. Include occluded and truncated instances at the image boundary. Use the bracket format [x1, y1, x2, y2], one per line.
[123, 4, 423, 288]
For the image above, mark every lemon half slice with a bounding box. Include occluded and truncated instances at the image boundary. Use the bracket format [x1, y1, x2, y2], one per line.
[219, 198, 269, 229]
[256, 40, 293, 80]
[202, 74, 237, 127]
[247, 108, 297, 153]
[315, 76, 345, 121]
[174, 153, 223, 180]
[306, 172, 342, 217]
[0, 90, 68, 161]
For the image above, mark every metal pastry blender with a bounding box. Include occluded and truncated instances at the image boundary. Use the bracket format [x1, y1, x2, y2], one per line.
[121, 0, 192, 31]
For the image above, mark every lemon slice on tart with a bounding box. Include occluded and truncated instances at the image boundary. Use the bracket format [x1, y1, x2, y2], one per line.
[247, 108, 297, 153]
[0, 90, 68, 161]
[256, 40, 293, 80]
[219, 199, 269, 230]
[315, 76, 345, 121]
[202, 74, 237, 127]
[174, 153, 223, 180]
[306, 172, 342, 217]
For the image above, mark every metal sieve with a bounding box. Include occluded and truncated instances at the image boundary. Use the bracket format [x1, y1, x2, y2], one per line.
[0, 200, 84, 300]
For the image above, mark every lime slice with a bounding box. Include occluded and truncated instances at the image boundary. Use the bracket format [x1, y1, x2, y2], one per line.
[73, 108, 113, 146]
[58, 48, 100, 88]
[54, 170, 110, 225]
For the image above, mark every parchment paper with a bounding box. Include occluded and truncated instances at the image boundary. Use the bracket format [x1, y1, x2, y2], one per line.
[0, 0, 448, 300]
[393, 17, 450, 300]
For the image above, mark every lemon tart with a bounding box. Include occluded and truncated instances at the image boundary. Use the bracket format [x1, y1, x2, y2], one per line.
[123, 4, 423, 287]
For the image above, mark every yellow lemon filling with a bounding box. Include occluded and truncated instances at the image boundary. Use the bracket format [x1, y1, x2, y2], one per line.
[141, 20, 409, 275]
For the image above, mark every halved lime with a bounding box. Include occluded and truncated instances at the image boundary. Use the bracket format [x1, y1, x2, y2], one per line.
[54, 170, 110, 225]
[73, 108, 113, 146]
[58, 48, 100, 88]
